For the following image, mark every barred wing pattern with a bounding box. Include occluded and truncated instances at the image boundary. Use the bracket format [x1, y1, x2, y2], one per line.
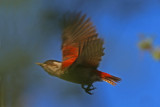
[75, 36, 104, 68]
[61, 12, 104, 69]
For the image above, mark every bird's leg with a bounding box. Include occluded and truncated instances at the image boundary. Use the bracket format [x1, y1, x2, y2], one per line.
[88, 84, 96, 90]
[81, 84, 96, 95]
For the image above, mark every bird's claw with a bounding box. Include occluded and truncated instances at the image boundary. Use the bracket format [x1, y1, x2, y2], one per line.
[81, 84, 96, 95]
[85, 89, 93, 95]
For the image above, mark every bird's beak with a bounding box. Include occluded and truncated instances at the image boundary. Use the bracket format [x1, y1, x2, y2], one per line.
[36, 63, 44, 66]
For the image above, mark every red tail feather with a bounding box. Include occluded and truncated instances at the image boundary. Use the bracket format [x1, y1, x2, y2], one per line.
[97, 71, 121, 86]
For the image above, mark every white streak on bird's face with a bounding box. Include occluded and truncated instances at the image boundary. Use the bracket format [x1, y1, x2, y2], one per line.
[36, 61, 62, 77]
[47, 61, 62, 72]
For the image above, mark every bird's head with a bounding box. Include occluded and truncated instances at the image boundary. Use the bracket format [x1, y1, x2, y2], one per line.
[36, 60, 62, 76]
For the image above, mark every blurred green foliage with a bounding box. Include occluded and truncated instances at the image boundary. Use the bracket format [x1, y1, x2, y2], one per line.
[138, 34, 153, 51]
[138, 35, 160, 61]
[152, 47, 160, 61]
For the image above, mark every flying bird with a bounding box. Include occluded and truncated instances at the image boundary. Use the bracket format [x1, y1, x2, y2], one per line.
[36, 12, 121, 95]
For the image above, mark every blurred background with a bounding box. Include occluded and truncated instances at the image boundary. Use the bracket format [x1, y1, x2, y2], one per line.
[0, 0, 160, 107]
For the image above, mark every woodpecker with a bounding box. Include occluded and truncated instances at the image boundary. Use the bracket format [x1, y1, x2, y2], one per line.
[36, 12, 121, 95]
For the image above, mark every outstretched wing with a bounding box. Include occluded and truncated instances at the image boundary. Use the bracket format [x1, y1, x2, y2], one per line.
[61, 12, 104, 69]
[75, 36, 104, 68]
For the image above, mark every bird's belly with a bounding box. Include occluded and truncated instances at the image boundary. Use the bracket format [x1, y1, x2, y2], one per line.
[60, 74, 90, 84]
[60, 69, 100, 85]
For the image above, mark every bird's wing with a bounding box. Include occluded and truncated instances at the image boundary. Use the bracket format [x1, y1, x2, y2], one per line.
[61, 12, 104, 69]
[74, 36, 104, 68]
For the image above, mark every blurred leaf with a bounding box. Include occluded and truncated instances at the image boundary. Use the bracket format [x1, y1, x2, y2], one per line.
[137, 34, 153, 51]
[152, 47, 160, 61]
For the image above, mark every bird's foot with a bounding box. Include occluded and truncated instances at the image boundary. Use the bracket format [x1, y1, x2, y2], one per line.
[81, 84, 96, 95]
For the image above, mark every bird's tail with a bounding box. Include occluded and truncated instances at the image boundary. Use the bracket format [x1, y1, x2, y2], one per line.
[97, 71, 121, 86]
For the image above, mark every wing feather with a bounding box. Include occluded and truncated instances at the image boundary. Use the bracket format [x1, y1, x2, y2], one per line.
[75, 37, 104, 68]
[61, 12, 104, 69]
